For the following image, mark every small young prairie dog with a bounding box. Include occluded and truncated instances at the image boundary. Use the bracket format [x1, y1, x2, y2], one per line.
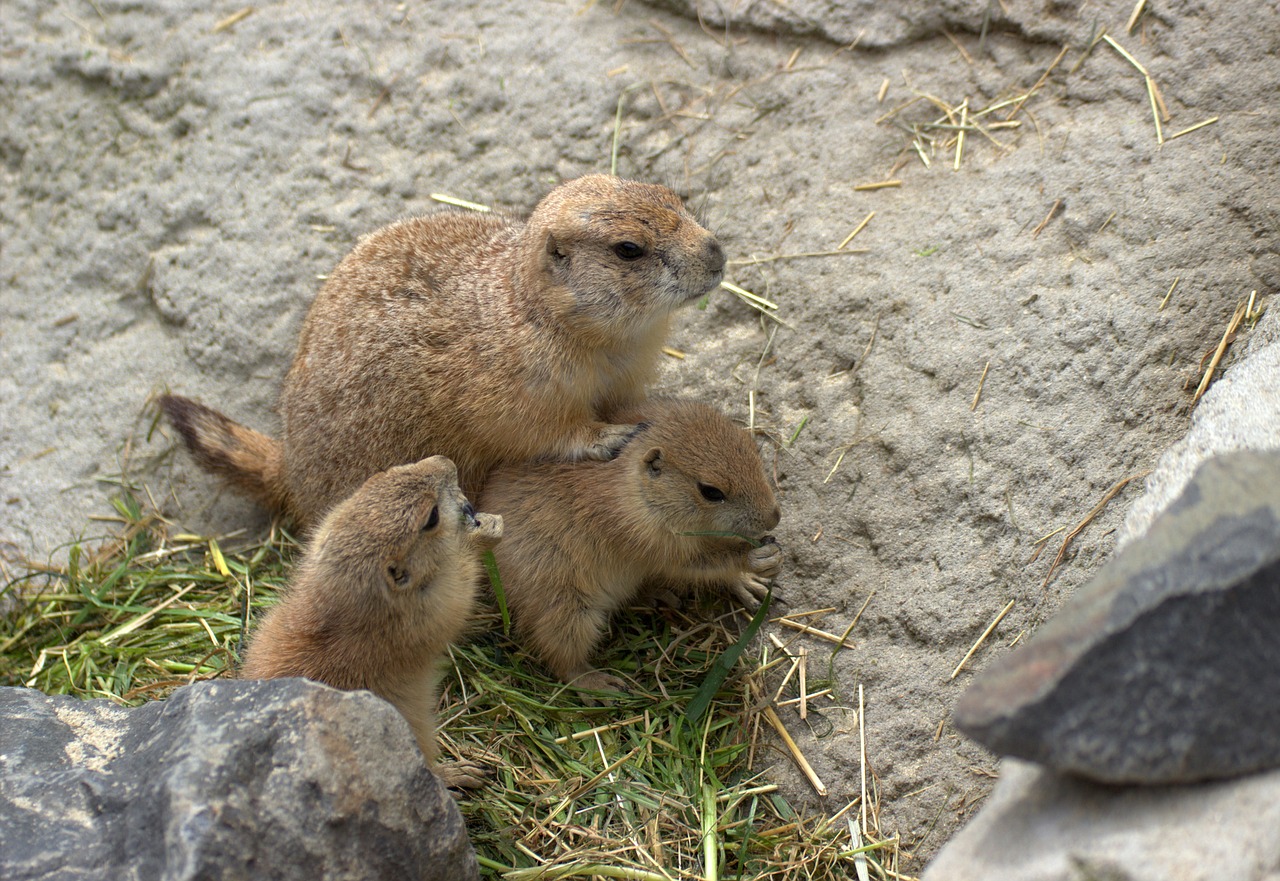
[161, 174, 724, 529]
[239, 456, 502, 788]
[477, 399, 782, 695]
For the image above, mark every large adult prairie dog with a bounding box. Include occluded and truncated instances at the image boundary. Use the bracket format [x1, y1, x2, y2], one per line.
[477, 399, 782, 696]
[239, 456, 502, 788]
[161, 174, 724, 528]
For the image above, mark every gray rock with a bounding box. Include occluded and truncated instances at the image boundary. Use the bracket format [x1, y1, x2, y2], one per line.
[1119, 313, 1280, 547]
[0, 679, 477, 881]
[923, 759, 1280, 881]
[954, 449, 1280, 784]
[642, 0, 1094, 49]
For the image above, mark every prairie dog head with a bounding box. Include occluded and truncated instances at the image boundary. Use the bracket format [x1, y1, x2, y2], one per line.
[307, 456, 503, 617]
[622, 400, 781, 544]
[526, 175, 725, 340]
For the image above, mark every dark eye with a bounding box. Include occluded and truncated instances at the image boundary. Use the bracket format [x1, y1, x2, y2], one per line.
[422, 505, 439, 531]
[698, 483, 726, 502]
[614, 241, 645, 260]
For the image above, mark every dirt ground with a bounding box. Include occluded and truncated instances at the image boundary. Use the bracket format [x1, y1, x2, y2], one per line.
[3, 0, 1277, 867]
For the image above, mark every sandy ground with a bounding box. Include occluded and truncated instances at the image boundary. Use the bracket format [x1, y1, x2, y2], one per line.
[3, 0, 1277, 867]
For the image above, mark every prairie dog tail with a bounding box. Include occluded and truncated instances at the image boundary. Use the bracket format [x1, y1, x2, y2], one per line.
[159, 394, 293, 519]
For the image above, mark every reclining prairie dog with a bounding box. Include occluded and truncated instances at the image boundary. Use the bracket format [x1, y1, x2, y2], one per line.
[161, 174, 725, 529]
[239, 455, 502, 788]
[477, 399, 782, 696]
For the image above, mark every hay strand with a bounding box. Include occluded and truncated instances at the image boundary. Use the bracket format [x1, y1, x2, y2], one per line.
[763, 706, 828, 797]
[429, 193, 492, 212]
[1041, 471, 1149, 589]
[212, 7, 253, 32]
[1192, 301, 1248, 406]
[853, 180, 902, 192]
[1167, 116, 1219, 140]
[1125, 0, 1147, 33]
[1031, 200, 1061, 238]
[970, 361, 990, 410]
[858, 683, 868, 834]
[949, 599, 1015, 679]
[838, 212, 876, 250]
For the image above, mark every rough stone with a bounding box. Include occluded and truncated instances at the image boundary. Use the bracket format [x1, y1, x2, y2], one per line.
[5, 0, 1280, 863]
[923, 759, 1280, 881]
[954, 449, 1280, 784]
[0, 679, 477, 881]
[642, 0, 1086, 49]
[1119, 331, 1280, 546]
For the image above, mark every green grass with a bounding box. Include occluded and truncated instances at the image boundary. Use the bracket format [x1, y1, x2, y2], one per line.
[1, 487, 912, 880]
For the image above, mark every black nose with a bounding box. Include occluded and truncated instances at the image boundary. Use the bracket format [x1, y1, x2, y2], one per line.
[705, 239, 726, 274]
[462, 502, 476, 522]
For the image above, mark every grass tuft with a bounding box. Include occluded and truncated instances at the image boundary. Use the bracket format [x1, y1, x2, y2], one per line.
[2, 489, 913, 880]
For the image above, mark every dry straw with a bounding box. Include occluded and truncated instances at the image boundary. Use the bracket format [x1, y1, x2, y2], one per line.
[2, 487, 910, 881]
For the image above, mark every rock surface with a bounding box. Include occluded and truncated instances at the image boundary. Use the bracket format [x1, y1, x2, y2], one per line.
[645, 0, 1091, 49]
[923, 759, 1280, 881]
[930, 303, 1280, 878]
[1119, 331, 1280, 546]
[954, 448, 1280, 784]
[4, 0, 1280, 862]
[0, 679, 477, 881]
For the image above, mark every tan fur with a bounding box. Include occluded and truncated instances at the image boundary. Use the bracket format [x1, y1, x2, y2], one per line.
[162, 175, 724, 529]
[238, 455, 502, 787]
[477, 399, 782, 695]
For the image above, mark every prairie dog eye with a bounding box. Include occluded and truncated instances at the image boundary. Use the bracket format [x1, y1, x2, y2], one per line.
[422, 505, 440, 531]
[698, 483, 726, 502]
[613, 241, 645, 260]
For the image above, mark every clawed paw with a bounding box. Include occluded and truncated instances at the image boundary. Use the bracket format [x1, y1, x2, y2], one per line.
[571, 670, 630, 706]
[747, 539, 783, 580]
[729, 573, 773, 610]
[582, 423, 640, 461]
[436, 758, 492, 792]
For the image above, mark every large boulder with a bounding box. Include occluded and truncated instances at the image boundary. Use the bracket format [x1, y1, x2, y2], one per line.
[953, 448, 1280, 784]
[0, 679, 477, 881]
[924, 759, 1280, 881]
[930, 317, 1280, 880]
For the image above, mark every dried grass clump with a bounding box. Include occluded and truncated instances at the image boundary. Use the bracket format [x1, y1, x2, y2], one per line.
[1, 489, 912, 881]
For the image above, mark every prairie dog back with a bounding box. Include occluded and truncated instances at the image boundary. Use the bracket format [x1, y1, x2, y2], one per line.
[162, 176, 724, 530]
[278, 175, 725, 521]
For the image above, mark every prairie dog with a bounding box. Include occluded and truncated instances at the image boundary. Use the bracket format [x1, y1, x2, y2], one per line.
[477, 399, 782, 695]
[161, 174, 724, 528]
[239, 456, 502, 788]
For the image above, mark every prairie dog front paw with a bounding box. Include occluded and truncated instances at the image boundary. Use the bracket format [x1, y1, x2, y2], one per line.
[571, 669, 630, 706]
[436, 759, 492, 791]
[579, 423, 641, 461]
[747, 538, 782, 581]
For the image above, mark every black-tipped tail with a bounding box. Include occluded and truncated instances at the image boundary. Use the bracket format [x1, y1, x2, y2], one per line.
[159, 394, 291, 517]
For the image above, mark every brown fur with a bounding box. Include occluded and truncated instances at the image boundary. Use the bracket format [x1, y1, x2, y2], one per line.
[238, 455, 502, 787]
[162, 175, 724, 528]
[477, 399, 782, 696]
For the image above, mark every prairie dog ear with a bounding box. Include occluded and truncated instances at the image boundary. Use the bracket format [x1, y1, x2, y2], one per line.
[644, 447, 663, 476]
[385, 559, 410, 592]
[545, 232, 563, 259]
